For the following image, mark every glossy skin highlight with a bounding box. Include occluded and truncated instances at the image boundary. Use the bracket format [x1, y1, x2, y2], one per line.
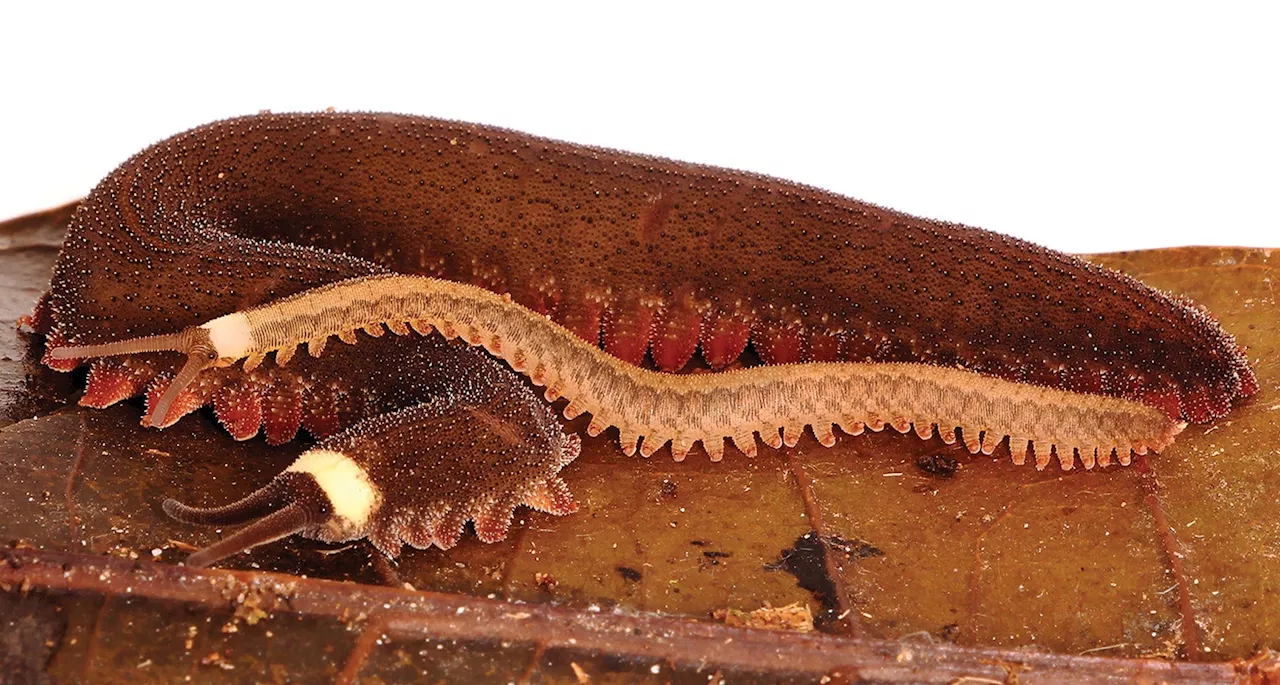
[29, 112, 1256, 562]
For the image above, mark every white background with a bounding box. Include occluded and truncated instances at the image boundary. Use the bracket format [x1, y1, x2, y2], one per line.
[2, 2, 1276, 253]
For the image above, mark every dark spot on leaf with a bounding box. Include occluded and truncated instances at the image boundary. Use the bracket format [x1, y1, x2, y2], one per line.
[616, 565, 642, 582]
[658, 479, 677, 499]
[766, 532, 883, 632]
[826, 536, 884, 560]
[916, 454, 958, 478]
[701, 550, 732, 566]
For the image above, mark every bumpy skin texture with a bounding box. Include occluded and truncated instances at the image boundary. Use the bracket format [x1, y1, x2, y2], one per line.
[33, 112, 1257, 556]
[47, 112, 1255, 424]
[327, 344, 581, 556]
[160, 335, 580, 565]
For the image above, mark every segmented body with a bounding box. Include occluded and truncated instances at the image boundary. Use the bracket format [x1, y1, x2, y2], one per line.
[200, 274, 1181, 468]
[27, 112, 1257, 560]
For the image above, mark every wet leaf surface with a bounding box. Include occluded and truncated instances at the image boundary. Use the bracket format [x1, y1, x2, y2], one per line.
[1, 206, 1276, 683]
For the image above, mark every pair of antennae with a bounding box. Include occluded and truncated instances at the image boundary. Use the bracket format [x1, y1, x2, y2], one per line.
[51, 329, 337, 567]
[163, 472, 328, 567]
[49, 327, 220, 428]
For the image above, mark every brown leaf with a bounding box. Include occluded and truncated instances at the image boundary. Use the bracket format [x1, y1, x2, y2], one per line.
[1, 206, 1277, 681]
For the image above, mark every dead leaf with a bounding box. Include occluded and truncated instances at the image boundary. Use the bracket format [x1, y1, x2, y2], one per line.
[2, 206, 1276, 681]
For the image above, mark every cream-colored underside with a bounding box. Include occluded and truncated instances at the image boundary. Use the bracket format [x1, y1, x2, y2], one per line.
[286, 449, 380, 533]
[211, 274, 1184, 471]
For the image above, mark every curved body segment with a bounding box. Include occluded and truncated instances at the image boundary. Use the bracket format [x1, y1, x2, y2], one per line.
[29, 111, 1256, 561]
[173, 273, 1185, 467]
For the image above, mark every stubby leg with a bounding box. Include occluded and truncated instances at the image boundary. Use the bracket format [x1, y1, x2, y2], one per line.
[164, 340, 580, 567]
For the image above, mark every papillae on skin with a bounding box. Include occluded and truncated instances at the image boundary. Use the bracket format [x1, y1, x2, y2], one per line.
[27, 112, 1256, 564]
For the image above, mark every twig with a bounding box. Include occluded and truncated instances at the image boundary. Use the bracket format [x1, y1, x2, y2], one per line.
[0, 548, 1242, 684]
[1135, 454, 1202, 658]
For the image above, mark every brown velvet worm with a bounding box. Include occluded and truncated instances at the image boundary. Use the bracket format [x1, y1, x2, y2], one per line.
[24, 112, 1255, 566]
